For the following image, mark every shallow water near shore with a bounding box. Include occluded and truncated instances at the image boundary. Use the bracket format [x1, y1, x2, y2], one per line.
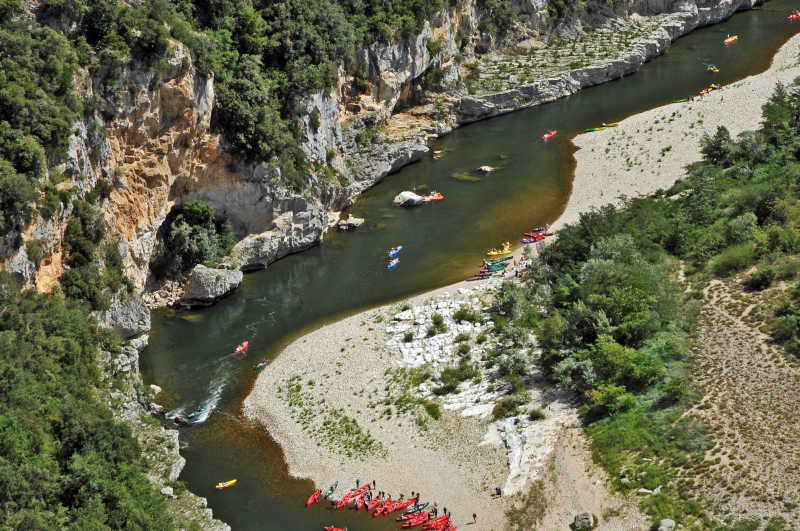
[141, 4, 800, 529]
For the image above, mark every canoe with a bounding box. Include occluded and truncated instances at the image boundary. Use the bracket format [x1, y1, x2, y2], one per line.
[234, 341, 249, 354]
[405, 502, 430, 514]
[387, 258, 399, 269]
[367, 496, 382, 511]
[215, 479, 237, 489]
[254, 358, 269, 370]
[486, 248, 511, 256]
[402, 513, 431, 527]
[393, 497, 419, 512]
[374, 498, 393, 517]
[388, 245, 403, 258]
[723, 34, 738, 45]
[322, 481, 338, 499]
[307, 489, 321, 506]
[542, 130, 557, 141]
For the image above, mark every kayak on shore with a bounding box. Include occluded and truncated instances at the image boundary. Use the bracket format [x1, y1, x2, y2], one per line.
[215, 479, 237, 489]
[487, 242, 511, 256]
[254, 358, 269, 370]
[306, 489, 321, 506]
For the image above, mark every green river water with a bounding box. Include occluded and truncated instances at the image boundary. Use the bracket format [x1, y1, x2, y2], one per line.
[141, 3, 800, 529]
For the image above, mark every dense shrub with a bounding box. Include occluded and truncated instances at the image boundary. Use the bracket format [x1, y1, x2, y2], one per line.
[150, 200, 235, 278]
[709, 244, 756, 276]
[743, 267, 775, 291]
[0, 274, 174, 529]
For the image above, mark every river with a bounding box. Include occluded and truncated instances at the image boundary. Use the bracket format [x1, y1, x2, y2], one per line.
[141, 3, 800, 529]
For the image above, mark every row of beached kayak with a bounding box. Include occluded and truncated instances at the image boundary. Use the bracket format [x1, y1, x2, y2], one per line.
[466, 226, 553, 281]
[310, 481, 457, 531]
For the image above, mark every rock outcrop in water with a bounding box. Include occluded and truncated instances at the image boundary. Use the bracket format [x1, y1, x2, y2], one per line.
[180, 264, 243, 307]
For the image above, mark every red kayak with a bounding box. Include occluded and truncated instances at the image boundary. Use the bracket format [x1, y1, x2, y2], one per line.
[234, 341, 249, 354]
[373, 498, 392, 517]
[523, 232, 546, 239]
[402, 512, 430, 527]
[542, 130, 557, 141]
[335, 497, 349, 510]
[367, 495, 382, 511]
[323, 527, 346, 531]
[423, 515, 451, 529]
[356, 494, 365, 510]
[393, 497, 418, 513]
[306, 489, 321, 506]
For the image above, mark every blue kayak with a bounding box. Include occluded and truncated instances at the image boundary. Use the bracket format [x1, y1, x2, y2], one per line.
[388, 245, 403, 258]
[387, 258, 399, 269]
[187, 407, 205, 418]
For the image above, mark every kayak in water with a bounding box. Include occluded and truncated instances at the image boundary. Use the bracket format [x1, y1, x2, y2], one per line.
[323, 527, 347, 531]
[234, 341, 249, 354]
[672, 98, 688, 103]
[405, 502, 430, 514]
[322, 481, 338, 499]
[187, 406, 205, 419]
[486, 242, 512, 256]
[254, 358, 269, 370]
[387, 258, 399, 269]
[216, 479, 237, 489]
[707, 64, 719, 73]
[723, 34, 738, 45]
[306, 490, 321, 506]
[388, 245, 403, 258]
[542, 130, 557, 141]
[367, 495, 382, 511]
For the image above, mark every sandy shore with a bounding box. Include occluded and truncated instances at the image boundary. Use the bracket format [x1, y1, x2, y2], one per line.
[243, 281, 514, 529]
[243, 34, 800, 531]
[558, 32, 800, 231]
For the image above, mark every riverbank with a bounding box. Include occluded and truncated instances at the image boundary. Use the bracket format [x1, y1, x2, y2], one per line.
[563, 32, 800, 229]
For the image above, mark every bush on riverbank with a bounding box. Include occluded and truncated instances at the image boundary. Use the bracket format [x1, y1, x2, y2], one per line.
[150, 200, 235, 279]
[496, 80, 800, 526]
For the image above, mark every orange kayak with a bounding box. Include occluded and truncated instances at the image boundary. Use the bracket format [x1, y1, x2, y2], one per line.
[234, 340, 249, 354]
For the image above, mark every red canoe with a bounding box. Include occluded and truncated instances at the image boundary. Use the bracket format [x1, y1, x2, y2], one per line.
[306, 489, 321, 506]
[234, 341, 249, 354]
[402, 512, 430, 527]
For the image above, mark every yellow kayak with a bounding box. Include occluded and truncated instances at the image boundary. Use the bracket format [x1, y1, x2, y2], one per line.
[602, 122, 619, 127]
[487, 243, 512, 256]
[216, 479, 237, 489]
[723, 34, 738, 45]
[708, 65, 719, 73]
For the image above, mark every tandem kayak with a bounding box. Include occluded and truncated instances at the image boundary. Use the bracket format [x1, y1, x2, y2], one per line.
[387, 258, 399, 269]
[234, 341, 249, 354]
[388, 245, 403, 258]
[216, 479, 237, 489]
[307, 490, 321, 506]
[405, 502, 430, 514]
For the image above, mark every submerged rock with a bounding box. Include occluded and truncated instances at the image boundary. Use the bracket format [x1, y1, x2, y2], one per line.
[180, 265, 243, 308]
[392, 191, 424, 207]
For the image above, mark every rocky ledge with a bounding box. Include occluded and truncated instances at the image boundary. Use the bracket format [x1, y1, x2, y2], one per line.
[179, 264, 243, 308]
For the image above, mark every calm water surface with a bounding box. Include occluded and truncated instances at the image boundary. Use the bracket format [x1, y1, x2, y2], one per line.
[142, 4, 800, 529]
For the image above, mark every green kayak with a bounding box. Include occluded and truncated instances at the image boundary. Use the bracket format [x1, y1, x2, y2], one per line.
[672, 98, 688, 103]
